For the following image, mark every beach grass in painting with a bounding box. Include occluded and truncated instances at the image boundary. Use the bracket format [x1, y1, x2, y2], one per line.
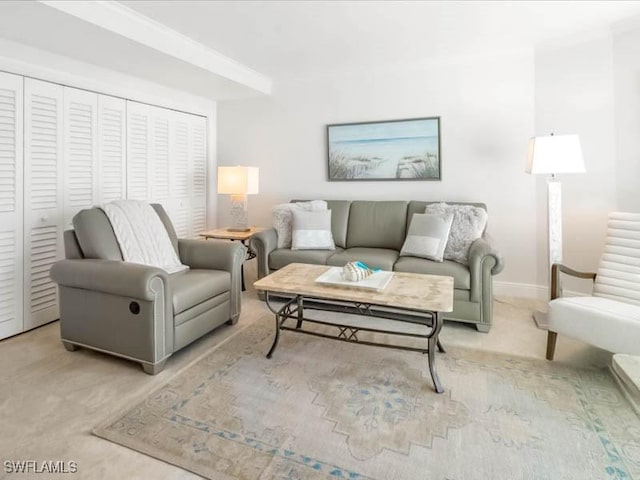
[327, 117, 440, 181]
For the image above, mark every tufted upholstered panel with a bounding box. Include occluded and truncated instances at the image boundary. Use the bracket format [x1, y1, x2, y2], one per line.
[593, 212, 640, 306]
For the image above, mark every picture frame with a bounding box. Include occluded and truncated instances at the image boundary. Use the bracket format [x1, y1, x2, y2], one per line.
[326, 117, 441, 181]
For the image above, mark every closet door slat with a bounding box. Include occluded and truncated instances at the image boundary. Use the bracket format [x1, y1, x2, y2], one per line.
[0, 72, 23, 339]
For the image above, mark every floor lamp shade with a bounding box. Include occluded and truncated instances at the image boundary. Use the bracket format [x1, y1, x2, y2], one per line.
[526, 134, 585, 175]
[526, 134, 584, 328]
[217, 166, 259, 232]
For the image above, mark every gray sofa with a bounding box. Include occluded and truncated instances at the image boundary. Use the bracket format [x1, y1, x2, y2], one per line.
[50, 204, 246, 374]
[249, 200, 504, 332]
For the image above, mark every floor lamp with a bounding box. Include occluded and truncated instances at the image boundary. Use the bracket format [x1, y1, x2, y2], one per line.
[526, 134, 585, 329]
[217, 166, 259, 232]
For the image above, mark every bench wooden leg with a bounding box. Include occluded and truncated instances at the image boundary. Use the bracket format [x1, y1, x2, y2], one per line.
[546, 331, 558, 361]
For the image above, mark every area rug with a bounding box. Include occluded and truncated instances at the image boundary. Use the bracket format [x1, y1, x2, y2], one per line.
[94, 320, 640, 480]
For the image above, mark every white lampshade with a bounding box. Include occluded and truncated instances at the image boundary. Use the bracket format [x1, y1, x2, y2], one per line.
[217, 166, 259, 195]
[526, 134, 585, 174]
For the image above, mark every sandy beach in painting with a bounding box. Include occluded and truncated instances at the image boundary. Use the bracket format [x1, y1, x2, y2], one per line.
[329, 136, 440, 180]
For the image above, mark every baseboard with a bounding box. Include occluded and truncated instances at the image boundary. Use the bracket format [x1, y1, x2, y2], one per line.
[493, 281, 588, 301]
[494, 281, 547, 300]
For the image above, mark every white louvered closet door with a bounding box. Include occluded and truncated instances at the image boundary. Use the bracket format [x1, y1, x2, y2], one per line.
[63, 87, 98, 228]
[126, 101, 151, 201]
[149, 105, 171, 210]
[189, 114, 207, 237]
[0, 72, 24, 339]
[169, 111, 190, 238]
[98, 95, 126, 204]
[24, 78, 64, 330]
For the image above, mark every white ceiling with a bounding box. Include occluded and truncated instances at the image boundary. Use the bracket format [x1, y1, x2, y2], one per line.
[120, 0, 640, 78]
[0, 0, 267, 100]
[1, 1, 640, 99]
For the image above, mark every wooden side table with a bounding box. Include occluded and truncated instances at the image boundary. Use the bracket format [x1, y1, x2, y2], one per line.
[199, 227, 267, 291]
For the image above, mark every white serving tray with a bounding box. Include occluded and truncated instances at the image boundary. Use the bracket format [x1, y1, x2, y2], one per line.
[315, 267, 394, 291]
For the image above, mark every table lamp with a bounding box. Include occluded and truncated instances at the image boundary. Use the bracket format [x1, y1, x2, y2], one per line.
[526, 133, 585, 328]
[217, 166, 259, 232]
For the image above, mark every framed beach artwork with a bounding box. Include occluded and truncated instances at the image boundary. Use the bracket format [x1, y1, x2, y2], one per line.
[327, 117, 441, 181]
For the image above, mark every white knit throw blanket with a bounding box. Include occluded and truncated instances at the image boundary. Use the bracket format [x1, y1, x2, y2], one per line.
[102, 200, 188, 274]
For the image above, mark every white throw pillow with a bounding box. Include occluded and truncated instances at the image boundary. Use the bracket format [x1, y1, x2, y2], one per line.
[424, 203, 488, 264]
[400, 213, 454, 262]
[291, 210, 335, 250]
[273, 200, 327, 249]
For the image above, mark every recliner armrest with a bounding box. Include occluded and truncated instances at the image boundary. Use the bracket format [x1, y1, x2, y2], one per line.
[178, 238, 246, 322]
[50, 259, 168, 300]
[178, 239, 246, 273]
[249, 228, 278, 280]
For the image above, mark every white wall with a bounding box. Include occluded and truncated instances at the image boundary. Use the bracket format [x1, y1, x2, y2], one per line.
[613, 22, 640, 213]
[218, 51, 537, 291]
[534, 32, 617, 294]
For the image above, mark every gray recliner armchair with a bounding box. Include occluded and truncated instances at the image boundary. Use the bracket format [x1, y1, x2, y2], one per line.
[50, 204, 246, 374]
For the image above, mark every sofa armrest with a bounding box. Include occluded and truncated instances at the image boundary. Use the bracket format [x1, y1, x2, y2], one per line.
[50, 259, 168, 300]
[468, 236, 503, 304]
[178, 239, 246, 273]
[249, 228, 278, 280]
[469, 236, 504, 275]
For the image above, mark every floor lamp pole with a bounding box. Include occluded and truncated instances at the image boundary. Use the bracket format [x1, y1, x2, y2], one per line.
[533, 175, 562, 329]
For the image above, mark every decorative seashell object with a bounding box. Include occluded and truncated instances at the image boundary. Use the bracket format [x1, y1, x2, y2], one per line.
[341, 261, 379, 282]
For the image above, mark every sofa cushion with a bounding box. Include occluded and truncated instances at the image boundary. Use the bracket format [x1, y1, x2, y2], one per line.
[393, 256, 471, 290]
[169, 269, 230, 314]
[291, 210, 335, 250]
[327, 247, 399, 271]
[347, 201, 408, 250]
[270, 248, 344, 270]
[326, 200, 352, 248]
[73, 208, 123, 261]
[400, 212, 453, 262]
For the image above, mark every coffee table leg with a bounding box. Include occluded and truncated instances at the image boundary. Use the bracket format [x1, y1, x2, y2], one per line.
[428, 311, 444, 394]
[296, 296, 303, 329]
[266, 310, 281, 359]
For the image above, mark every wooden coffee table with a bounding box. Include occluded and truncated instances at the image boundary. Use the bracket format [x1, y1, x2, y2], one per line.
[253, 263, 454, 393]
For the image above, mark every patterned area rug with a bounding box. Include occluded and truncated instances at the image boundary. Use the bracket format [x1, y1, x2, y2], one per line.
[94, 320, 639, 480]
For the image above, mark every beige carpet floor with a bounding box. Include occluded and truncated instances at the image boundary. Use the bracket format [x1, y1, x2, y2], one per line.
[94, 317, 640, 480]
